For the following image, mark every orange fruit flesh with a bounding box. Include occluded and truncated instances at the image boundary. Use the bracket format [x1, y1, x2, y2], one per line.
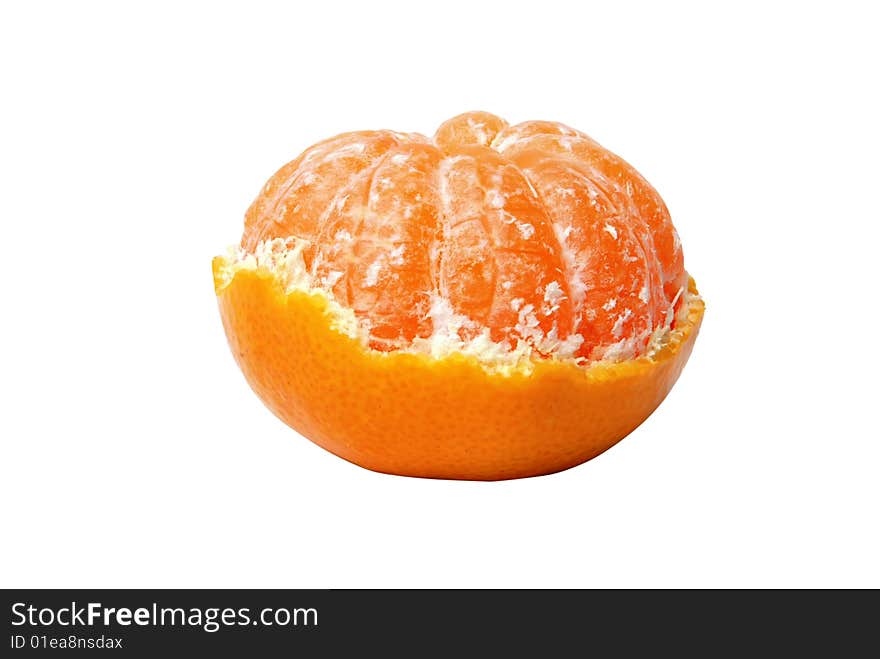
[242, 112, 686, 362]
[217, 112, 703, 479]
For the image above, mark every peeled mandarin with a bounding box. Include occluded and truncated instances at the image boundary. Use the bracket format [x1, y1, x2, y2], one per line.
[214, 111, 703, 480]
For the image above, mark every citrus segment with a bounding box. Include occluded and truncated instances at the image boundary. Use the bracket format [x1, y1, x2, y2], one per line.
[437, 145, 574, 350]
[434, 111, 509, 151]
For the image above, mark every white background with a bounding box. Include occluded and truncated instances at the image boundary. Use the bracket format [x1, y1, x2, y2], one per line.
[2, 1, 878, 588]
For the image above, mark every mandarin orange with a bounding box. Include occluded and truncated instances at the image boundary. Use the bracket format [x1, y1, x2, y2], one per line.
[214, 111, 703, 480]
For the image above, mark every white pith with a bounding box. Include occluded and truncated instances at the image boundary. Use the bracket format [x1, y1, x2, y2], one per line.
[215, 238, 696, 374]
